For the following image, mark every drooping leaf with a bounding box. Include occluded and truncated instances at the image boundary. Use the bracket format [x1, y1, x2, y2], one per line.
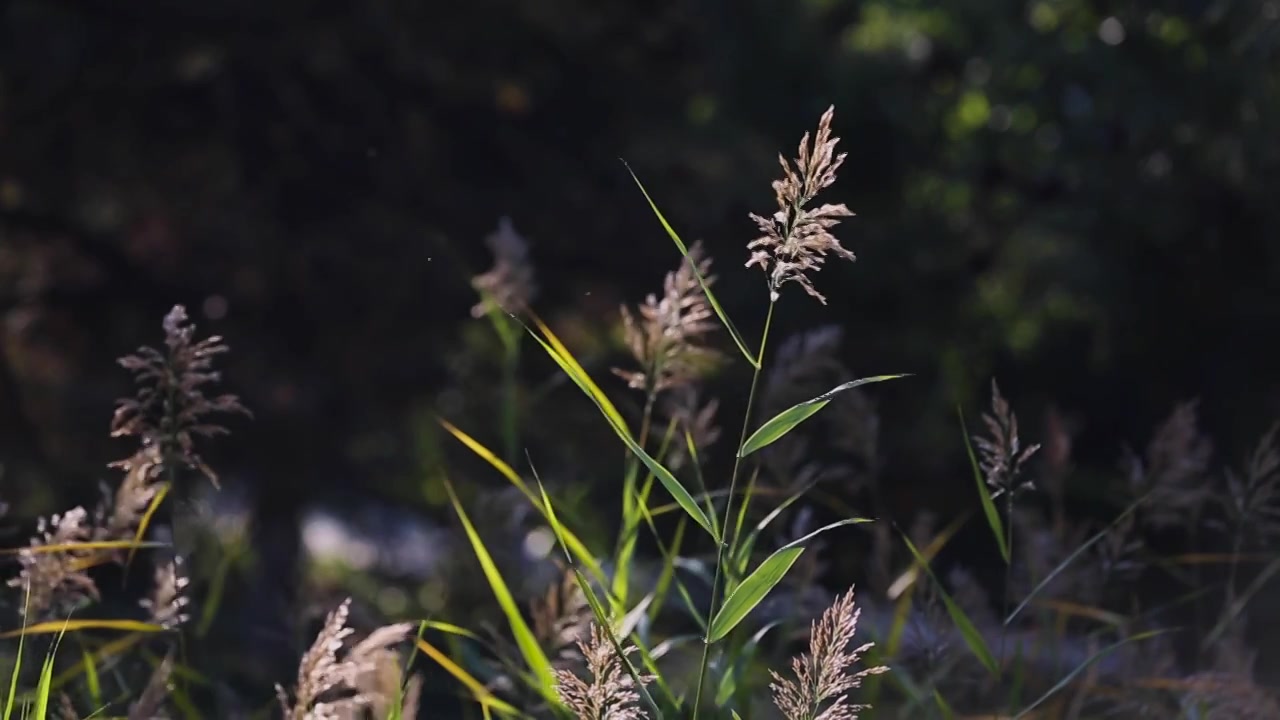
[414, 637, 522, 717]
[740, 376, 909, 457]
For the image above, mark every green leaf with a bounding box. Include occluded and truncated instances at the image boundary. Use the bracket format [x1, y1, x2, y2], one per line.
[900, 531, 999, 677]
[959, 408, 1009, 564]
[1014, 630, 1170, 718]
[623, 160, 758, 368]
[709, 519, 870, 642]
[740, 376, 909, 457]
[443, 479, 559, 706]
[413, 636, 523, 717]
[525, 322, 718, 540]
[932, 688, 956, 719]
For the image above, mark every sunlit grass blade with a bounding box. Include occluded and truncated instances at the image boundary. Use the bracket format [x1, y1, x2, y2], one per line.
[440, 418, 609, 588]
[127, 482, 171, 570]
[528, 312, 631, 436]
[2, 582, 30, 720]
[622, 160, 758, 368]
[31, 619, 67, 720]
[81, 647, 101, 708]
[636, 500, 707, 632]
[442, 478, 559, 706]
[1005, 500, 1142, 626]
[709, 519, 870, 642]
[413, 636, 522, 717]
[524, 324, 718, 539]
[534, 477, 668, 718]
[0, 540, 167, 556]
[0, 619, 166, 639]
[740, 376, 909, 457]
[900, 531, 999, 677]
[1014, 629, 1170, 719]
[958, 409, 1008, 564]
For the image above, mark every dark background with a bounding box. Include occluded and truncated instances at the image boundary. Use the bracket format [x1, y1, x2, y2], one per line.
[2, 0, 1278, 711]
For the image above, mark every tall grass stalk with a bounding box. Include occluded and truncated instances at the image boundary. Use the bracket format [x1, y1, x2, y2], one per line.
[692, 298, 775, 717]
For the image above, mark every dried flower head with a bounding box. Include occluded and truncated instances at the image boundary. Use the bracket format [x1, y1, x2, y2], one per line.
[99, 444, 165, 545]
[7, 507, 99, 617]
[613, 241, 721, 393]
[532, 568, 591, 661]
[471, 217, 538, 319]
[553, 624, 653, 720]
[112, 305, 250, 489]
[1125, 400, 1213, 529]
[770, 586, 888, 720]
[276, 598, 414, 720]
[747, 106, 857, 304]
[973, 380, 1040, 499]
[1218, 423, 1280, 543]
[127, 651, 174, 720]
[140, 556, 191, 629]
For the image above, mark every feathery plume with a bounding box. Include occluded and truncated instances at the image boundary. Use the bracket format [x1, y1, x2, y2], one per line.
[553, 624, 652, 720]
[1125, 400, 1213, 528]
[276, 598, 414, 720]
[973, 380, 1040, 499]
[7, 507, 99, 617]
[140, 556, 191, 629]
[112, 305, 250, 489]
[613, 241, 721, 393]
[1219, 423, 1280, 543]
[471, 217, 538, 319]
[747, 105, 857, 304]
[770, 586, 888, 720]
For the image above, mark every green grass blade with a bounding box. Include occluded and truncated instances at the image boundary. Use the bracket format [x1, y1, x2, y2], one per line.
[900, 531, 999, 677]
[442, 478, 559, 706]
[413, 636, 522, 717]
[524, 324, 717, 539]
[1014, 629, 1170, 718]
[740, 376, 909, 457]
[1005, 499, 1142, 626]
[2, 583, 31, 720]
[440, 418, 609, 588]
[80, 647, 101, 708]
[710, 519, 869, 642]
[534, 478, 667, 719]
[622, 160, 758, 368]
[932, 688, 956, 719]
[958, 408, 1009, 564]
[0, 619, 165, 639]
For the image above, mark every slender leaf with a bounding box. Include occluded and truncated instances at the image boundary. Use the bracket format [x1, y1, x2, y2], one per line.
[525, 326, 717, 539]
[959, 409, 1009, 564]
[529, 313, 630, 436]
[127, 482, 171, 569]
[741, 376, 909, 457]
[1006, 500, 1142, 626]
[0, 619, 165, 639]
[623, 160, 757, 368]
[443, 479, 559, 705]
[900, 532, 999, 677]
[710, 519, 870, 642]
[439, 418, 608, 587]
[413, 637, 522, 717]
[1014, 630, 1170, 718]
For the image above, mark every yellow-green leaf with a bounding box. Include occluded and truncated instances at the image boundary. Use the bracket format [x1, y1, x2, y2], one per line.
[414, 637, 522, 716]
[443, 479, 559, 705]
[525, 324, 718, 540]
[959, 408, 1009, 564]
[740, 376, 909, 457]
[710, 519, 869, 642]
[0, 619, 166, 639]
[623, 161, 758, 368]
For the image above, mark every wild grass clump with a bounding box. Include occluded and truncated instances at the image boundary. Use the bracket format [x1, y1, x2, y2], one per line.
[4, 105, 1278, 720]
